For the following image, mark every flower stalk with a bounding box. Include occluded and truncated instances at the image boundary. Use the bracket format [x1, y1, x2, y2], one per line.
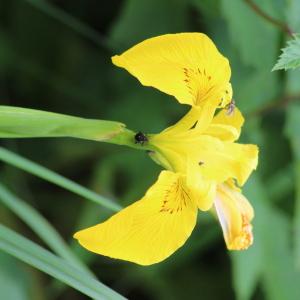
[0, 105, 154, 151]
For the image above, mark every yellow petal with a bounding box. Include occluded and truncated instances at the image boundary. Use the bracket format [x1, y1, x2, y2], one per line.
[190, 137, 258, 186]
[74, 171, 197, 265]
[214, 183, 254, 250]
[150, 104, 219, 173]
[160, 104, 217, 136]
[221, 143, 258, 185]
[186, 157, 216, 211]
[149, 145, 185, 172]
[213, 107, 244, 130]
[204, 124, 239, 142]
[112, 33, 231, 107]
[205, 107, 244, 142]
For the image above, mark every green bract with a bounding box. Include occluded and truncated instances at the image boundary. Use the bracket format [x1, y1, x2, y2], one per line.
[0, 106, 124, 141]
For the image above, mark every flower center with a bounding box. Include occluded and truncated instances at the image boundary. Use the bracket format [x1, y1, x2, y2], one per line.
[183, 67, 214, 106]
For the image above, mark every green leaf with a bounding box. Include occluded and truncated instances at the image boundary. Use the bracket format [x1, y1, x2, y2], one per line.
[286, 0, 300, 33]
[0, 147, 121, 212]
[233, 69, 279, 114]
[265, 164, 294, 203]
[221, 0, 278, 69]
[231, 172, 300, 300]
[0, 225, 126, 300]
[273, 35, 300, 71]
[285, 104, 300, 157]
[0, 105, 124, 141]
[285, 104, 300, 268]
[0, 252, 30, 300]
[242, 175, 300, 300]
[231, 240, 263, 300]
[261, 208, 300, 300]
[230, 176, 264, 300]
[0, 183, 93, 277]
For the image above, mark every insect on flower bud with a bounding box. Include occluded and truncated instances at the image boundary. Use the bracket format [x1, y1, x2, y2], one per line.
[134, 131, 148, 145]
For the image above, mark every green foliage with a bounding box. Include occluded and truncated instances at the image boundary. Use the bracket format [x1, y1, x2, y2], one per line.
[0, 252, 31, 300]
[246, 176, 300, 300]
[0, 183, 92, 276]
[286, 0, 300, 34]
[219, 0, 279, 114]
[273, 36, 300, 70]
[0, 225, 125, 300]
[285, 104, 300, 268]
[221, 0, 278, 69]
[0, 147, 121, 211]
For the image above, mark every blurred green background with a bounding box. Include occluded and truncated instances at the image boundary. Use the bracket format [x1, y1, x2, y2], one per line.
[1, 0, 300, 299]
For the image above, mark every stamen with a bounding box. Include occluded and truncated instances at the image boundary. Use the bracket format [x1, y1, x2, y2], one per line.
[182, 67, 214, 106]
[231, 215, 253, 250]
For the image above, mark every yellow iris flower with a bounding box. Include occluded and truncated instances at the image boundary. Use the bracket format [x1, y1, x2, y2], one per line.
[74, 33, 259, 266]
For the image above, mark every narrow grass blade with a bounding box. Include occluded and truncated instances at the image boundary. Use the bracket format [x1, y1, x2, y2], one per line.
[0, 147, 121, 212]
[0, 225, 126, 300]
[0, 183, 93, 277]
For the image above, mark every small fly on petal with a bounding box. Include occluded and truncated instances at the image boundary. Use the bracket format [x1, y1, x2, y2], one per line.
[226, 99, 235, 116]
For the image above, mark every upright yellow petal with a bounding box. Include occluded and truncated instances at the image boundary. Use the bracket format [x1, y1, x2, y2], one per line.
[112, 33, 231, 107]
[186, 157, 216, 211]
[205, 107, 244, 142]
[160, 104, 217, 136]
[214, 183, 254, 250]
[213, 107, 244, 131]
[74, 171, 197, 265]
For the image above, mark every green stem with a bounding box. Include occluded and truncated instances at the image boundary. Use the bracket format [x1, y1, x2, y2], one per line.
[106, 128, 153, 151]
[0, 105, 154, 151]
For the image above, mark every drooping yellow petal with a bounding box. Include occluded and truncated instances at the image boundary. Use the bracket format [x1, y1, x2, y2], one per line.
[112, 33, 231, 107]
[205, 107, 244, 142]
[74, 171, 197, 265]
[214, 183, 254, 250]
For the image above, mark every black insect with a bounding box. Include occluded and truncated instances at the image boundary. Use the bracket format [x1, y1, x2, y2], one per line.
[134, 131, 148, 145]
